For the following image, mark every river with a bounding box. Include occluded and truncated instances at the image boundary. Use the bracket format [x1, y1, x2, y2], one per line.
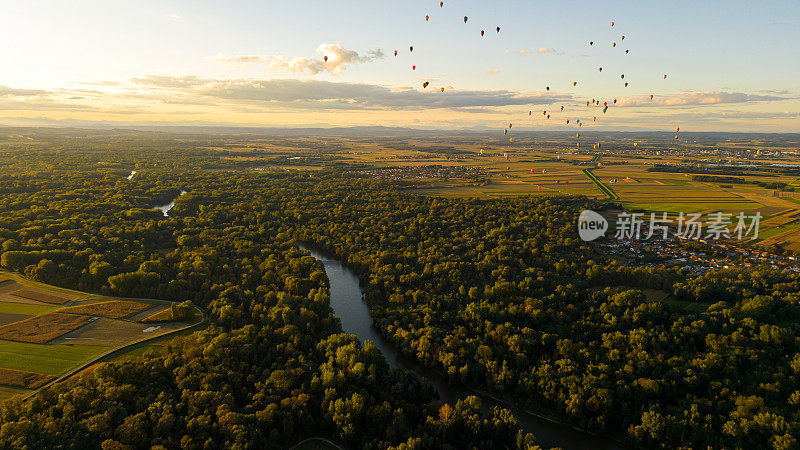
[301, 246, 631, 450]
[152, 190, 187, 217]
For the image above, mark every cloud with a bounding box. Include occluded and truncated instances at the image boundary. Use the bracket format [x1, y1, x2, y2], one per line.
[537, 47, 559, 54]
[485, 70, 499, 75]
[617, 91, 792, 107]
[0, 86, 48, 97]
[169, 14, 185, 23]
[214, 43, 384, 76]
[129, 77, 570, 111]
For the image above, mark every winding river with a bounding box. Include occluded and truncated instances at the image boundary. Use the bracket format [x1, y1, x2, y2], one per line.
[152, 190, 187, 217]
[302, 246, 631, 450]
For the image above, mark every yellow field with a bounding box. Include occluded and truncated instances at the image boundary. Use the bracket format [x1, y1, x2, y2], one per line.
[59, 300, 152, 319]
[0, 313, 91, 344]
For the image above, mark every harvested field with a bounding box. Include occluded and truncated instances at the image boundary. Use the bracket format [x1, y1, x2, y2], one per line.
[0, 313, 31, 326]
[59, 300, 152, 319]
[139, 307, 173, 323]
[0, 367, 55, 389]
[0, 313, 92, 344]
[10, 289, 73, 305]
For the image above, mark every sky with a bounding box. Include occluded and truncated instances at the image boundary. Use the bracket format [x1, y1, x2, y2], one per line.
[0, 0, 798, 132]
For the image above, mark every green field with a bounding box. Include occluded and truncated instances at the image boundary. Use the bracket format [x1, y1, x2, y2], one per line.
[0, 340, 110, 376]
[0, 301, 59, 316]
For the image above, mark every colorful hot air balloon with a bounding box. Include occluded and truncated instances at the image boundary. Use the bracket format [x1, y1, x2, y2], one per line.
[625, 49, 629, 54]
[599, 67, 603, 72]
[611, 21, 615, 26]
[481, 30, 484, 36]
[613, 99, 617, 103]
[676, 127, 680, 132]
[573, 81, 577, 86]
[664, 74, 668, 79]
[546, 86, 550, 91]
[624, 82, 628, 87]
[440, 1, 443, 6]
[412, 65, 416, 70]
[529, 111, 532, 116]
[621, 74, 625, 79]
[323, 56, 328, 62]
[504, 129, 507, 135]
[604, 102, 607, 106]
[422, 82, 429, 88]
[586, 101, 590, 106]
[561, 106, 564, 111]
[543, 110, 547, 115]
[509, 137, 514, 143]
[410, 46, 414, 52]
[603, 106, 609, 113]
[509, 123, 512, 128]
[593, 116, 596, 122]
[577, 133, 580, 138]
[589, 41, 594, 45]
[496, 27, 501, 32]
[464, 16, 468, 23]
[621, 35, 625, 40]
[426, 15, 429, 21]
[441, 87, 445, 92]
[394, 50, 398, 56]
[650, 94, 654, 100]
[547, 114, 550, 119]
[531, 168, 535, 174]
[612, 42, 616, 47]
[566, 119, 570, 124]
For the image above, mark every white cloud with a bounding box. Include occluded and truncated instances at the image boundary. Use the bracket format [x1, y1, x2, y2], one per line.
[617, 91, 792, 107]
[169, 14, 185, 23]
[214, 43, 384, 76]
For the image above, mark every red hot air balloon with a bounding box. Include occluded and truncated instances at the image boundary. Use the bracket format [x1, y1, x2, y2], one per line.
[394, 50, 398, 56]
[650, 94, 654, 100]
[412, 65, 416, 70]
[611, 21, 615, 26]
[440, 1, 443, 6]
[425, 15, 429, 21]
[481, 30, 484, 36]
[323, 56, 328, 62]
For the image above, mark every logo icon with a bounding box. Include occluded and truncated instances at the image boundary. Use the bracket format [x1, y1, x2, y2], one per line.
[578, 210, 608, 241]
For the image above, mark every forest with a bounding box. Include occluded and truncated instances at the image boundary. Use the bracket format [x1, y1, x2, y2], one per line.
[0, 132, 799, 449]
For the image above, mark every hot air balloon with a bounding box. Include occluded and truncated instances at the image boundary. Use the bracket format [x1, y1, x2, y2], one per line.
[603, 106, 609, 113]
[531, 168, 535, 174]
[504, 129, 508, 135]
[546, 86, 550, 91]
[624, 82, 628, 87]
[566, 180, 569, 185]
[529, 111, 532, 116]
[426, 15, 429, 21]
[625, 49, 629, 54]
[538, 186, 542, 191]
[561, 106, 564, 111]
[604, 101, 607, 106]
[577, 133, 580, 138]
[621, 35, 625, 40]
[440, 1, 443, 6]
[394, 50, 398, 56]
[422, 82, 429, 88]
[496, 27, 501, 33]
[612, 42, 616, 47]
[412, 65, 416, 70]
[586, 101, 590, 106]
[676, 127, 680, 132]
[481, 30, 484, 36]
[611, 21, 615, 26]
[464, 16, 468, 23]
[650, 94, 654, 100]
[509, 123, 512, 128]
[676, 135, 679, 140]
[589, 41, 594, 45]
[599, 67, 603, 72]
[633, 142, 638, 147]
[566, 119, 570, 124]
[543, 110, 547, 115]
[410, 46, 414, 52]
[323, 56, 328, 62]
[613, 99, 617, 104]
[621, 74, 625, 79]
[441, 87, 445, 92]
[573, 81, 577, 86]
[593, 117, 596, 122]
[547, 114, 550, 119]
[509, 137, 514, 143]
[579, 122, 583, 127]
[664, 74, 668, 79]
